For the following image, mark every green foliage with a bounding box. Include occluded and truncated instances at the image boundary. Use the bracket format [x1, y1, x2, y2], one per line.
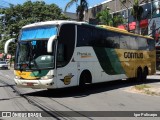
[0, 1, 68, 55]
[131, 0, 144, 21]
[96, 8, 125, 26]
[131, 0, 144, 34]
[134, 84, 150, 90]
[65, 0, 78, 12]
[112, 14, 125, 27]
[96, 8, 113, 26]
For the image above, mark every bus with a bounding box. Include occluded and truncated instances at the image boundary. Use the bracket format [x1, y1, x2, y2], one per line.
[4, 20, 156, 89]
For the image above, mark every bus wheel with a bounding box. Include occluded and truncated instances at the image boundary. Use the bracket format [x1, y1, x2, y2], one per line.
[79, 70, 92, 89]
[136, 68, 142, 82]
[142, 67, 148, 82]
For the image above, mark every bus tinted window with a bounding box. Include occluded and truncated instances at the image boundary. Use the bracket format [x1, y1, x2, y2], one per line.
[77, 25, 120, 48]
[58, 24, 75, 67]
[138, 37, 148, 50]
[77, 25, 154, 51]
[77, 26, 92, 46]
[92, 29, 120, 48]
[119, 35, 130, 49]
[147, 39, 155, 50]
[129, 36, 138, 50]
[119, 34, 154, 50]
[104, 31, 120, 48]
[92, 28, 101, 46]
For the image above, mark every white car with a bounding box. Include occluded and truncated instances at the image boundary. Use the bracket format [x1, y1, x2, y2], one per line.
[0, 61, 8, 69]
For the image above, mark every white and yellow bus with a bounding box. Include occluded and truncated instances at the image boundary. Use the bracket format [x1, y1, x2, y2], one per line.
[5, 20, 156, 89]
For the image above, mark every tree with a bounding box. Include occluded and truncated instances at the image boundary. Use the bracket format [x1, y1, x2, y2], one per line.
[0, 1, 68, 55]
[131, 0, 144, 34]
[96, 8, 113, 26]
[65, 0, 88, 21]
[112, 13, 125, 27]
[96, 8, 125, 26]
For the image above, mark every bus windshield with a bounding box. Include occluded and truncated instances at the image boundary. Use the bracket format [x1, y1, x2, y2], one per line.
[15, 26, 57, 70]
[20, 26, 57, 40]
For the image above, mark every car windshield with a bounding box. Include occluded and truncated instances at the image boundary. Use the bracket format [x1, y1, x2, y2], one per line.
[15, 26, 57, 70]
[0, 61, 6, 64]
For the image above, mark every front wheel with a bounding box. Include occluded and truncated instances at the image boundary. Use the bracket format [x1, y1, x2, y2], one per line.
[79, 73, 87, 89]
[79, 70, 92, 90]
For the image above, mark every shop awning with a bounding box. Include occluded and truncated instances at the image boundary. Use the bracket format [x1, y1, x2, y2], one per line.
[118, 25, 126, 30]
[140, 19, 148, 28]
[129, 22, 136, 30]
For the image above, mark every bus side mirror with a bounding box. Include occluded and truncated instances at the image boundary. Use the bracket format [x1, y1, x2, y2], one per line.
[4, 38, 16, 54]
[47, 35, 57, 53]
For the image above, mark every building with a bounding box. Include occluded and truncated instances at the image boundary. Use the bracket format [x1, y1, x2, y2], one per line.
[85, 0, 160, 37]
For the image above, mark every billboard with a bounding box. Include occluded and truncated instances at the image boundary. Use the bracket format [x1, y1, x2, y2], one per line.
[152, 0, 160, 18]
[148, 17, 160, 42]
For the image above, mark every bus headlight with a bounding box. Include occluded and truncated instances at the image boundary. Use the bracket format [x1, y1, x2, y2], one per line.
[41, 75, 54, 80]
[15, 76, 21, 79]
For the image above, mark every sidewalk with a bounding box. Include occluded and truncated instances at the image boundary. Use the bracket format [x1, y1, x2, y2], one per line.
[134, 73, 160, 96]
[8, 64, 14, 70]
[155, 71, 160, 75]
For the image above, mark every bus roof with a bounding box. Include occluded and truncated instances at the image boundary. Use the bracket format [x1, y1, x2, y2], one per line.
[22, 20, 153, 40]
[97, 25, 153, 39]
[22, 20, 87, 29]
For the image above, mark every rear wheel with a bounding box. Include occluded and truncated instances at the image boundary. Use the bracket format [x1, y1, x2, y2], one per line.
[142, 67, 148, 82]
[136, 67, 143, 82]
[79, 73, 87, 88]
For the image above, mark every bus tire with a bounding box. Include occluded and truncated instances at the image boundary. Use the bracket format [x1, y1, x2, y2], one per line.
[79, 70, 92, 89]
[136, 67, 142, 82]
[142, 67, 148, 82]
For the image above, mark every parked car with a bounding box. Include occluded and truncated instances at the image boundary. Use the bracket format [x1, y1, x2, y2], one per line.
[0, 61, 8, 69]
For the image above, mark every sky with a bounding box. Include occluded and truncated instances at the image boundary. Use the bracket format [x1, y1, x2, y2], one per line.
[4, 0, 108, 13]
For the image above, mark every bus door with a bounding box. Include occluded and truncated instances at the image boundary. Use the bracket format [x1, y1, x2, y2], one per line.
[56, 44, 78, 88]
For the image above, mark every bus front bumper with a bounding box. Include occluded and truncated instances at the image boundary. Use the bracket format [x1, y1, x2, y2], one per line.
[14, 78, 56, 89]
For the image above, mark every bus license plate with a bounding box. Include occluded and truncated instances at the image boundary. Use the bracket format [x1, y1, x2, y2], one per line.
[27, 83, 34, 86]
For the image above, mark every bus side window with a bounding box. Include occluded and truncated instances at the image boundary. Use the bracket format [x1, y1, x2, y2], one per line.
[77, 25, 92, 46]
[147, 39, 155, 51]
[57, 44, 65, 67]
[138, 37, 148, 50]
[57, 24, 75, 67]
[57, 44, 65, 62]
[105, 31, 120, 48]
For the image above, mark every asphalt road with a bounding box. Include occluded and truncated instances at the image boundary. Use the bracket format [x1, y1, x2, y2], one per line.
[0, 69, 160, 120]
